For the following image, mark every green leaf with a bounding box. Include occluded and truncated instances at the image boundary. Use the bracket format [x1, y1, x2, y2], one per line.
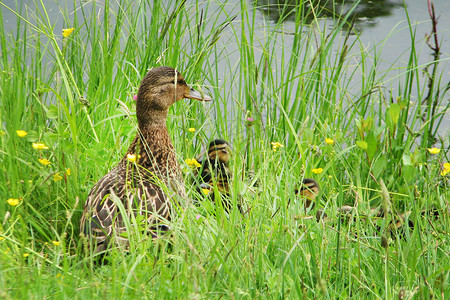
[402, 165, 416, 183]
[366, 131, 377, 161]
[402, 153, 412, 166]
[388, 103, 400, 126]
[398, 99, 409, 110]
[356, 140, 368, 150]
[372, 157, 387, 178]
[25, 130, 38, 142]
[47, 105, 59, 119]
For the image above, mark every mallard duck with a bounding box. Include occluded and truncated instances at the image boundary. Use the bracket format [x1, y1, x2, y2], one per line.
[194, 139, 235, 211]
[294, 178, 320, 210]
[80, 66, 211, 253]
[294, 178, 325, 221]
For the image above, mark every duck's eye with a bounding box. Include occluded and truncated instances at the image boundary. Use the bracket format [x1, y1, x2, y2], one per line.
[171, 79, 185, 85]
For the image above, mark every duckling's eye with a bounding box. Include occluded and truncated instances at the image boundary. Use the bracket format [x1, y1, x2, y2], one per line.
[171, 79, 186, 85]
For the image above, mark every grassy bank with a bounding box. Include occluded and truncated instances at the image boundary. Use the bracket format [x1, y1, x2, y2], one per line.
[0, 0, 449, 298]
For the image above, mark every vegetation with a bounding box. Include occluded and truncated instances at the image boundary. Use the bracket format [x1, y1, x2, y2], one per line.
[0, 0, 448, 298]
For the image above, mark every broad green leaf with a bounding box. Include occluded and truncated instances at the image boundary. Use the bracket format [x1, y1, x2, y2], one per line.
[366, 131, 378, 160]
[402, 153, 412, 166]
[47, 105, 59, 119]
[356, 140, 368, 150]
[388, 103, 400, 126]
[372, 156, 387, 178]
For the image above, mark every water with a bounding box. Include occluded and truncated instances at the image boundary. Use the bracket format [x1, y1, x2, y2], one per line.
[2, 0, 449, 133]
[207, 0, 450, 134]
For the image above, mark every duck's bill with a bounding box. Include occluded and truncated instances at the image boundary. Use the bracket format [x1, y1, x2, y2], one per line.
[185, 88, 212, 101]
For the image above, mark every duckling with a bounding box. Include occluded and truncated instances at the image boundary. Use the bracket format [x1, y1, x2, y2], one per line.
[80, 66, 211, 253]
[194, 139, 235, 211]
[294, 178, 325, 221]
[294, 178, 320, 210]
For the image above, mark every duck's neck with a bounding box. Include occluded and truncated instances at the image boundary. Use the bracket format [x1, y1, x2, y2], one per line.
[123, 111, 177, 173]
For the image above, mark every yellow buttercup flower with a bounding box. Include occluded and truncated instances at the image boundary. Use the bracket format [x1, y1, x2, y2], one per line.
[441, 163, 450, 176]
[23, 253, 30, 258]
[32, 143, 49, 150]
[7, 198, 20, 206]
[427, 148, 441, 154]
[53, 173, 63, 182]
[16, 130, 28, 137]
[52, 241, 61, 246]
[201, 188, 210, 195]
[62, 28, 75, 38]
[38, 158, 51, 166]
[325, 138, 334, 145]
[185, 158, 201, 168]
[312, 168, 323, 174]
[271, 142, 284, 151]
[126, 153, 141, 162]
[66, 168, 71, 176]
[188, 128, 196, 133]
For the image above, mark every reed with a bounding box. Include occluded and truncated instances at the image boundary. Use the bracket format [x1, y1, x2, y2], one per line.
[0, 0, 448, 298]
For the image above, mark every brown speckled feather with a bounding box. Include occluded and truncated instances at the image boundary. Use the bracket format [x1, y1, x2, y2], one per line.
[80, 66, 211, 252]
[194, 139, 236, 211]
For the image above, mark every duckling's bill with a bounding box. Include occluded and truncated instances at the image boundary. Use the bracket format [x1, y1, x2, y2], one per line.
[185, 87, 212, 101]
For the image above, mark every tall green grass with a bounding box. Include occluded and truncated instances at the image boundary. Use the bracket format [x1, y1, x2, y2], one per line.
[0, 0, 448, 298]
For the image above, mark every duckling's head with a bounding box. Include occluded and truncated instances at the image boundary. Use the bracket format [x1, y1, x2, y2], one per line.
[208, 139, 231, 164]
[136, 66, 211, 124]
[295, 178, 319, 200]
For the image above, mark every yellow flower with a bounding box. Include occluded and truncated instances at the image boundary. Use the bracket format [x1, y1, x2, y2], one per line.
[62, 28, 75, 38]
[185, 158, 201, 168]
[7, 198, 20, 206]
[38, 158, 51, 166]
[427, 148, 441, 154]
[441, 163, 450, 176]
[126, 153, 141, 162]
[16, 130, 28, 137]
[52, 241, 61, 246]
[201, 188, 210, 195]
[0, 237, 4, 241]
[271, 142, 284, 151]
[325, 138, 334, 145]
[65, 168, 71, 176]
[188, 128, 196, 133]
[53, 173, 63, 182]
[312, 168, 323, 174]
[23, 253, 30, 258]
[32, 143, 49, 150]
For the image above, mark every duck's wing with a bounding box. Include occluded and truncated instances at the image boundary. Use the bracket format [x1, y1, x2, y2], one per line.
[80, 170, 172, 252]
[80, 171, 125, 251]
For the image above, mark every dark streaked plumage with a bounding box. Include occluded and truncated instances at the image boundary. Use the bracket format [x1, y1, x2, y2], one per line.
[195, 139, 235, 211]
[294, 178, 320, 210]
[294, 178, 324, 221]
[80, 66, 211, 253]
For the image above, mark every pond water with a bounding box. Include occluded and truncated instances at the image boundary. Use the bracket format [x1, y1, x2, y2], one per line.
[2, 0, 449, 133]
[203, 0, 450, 134]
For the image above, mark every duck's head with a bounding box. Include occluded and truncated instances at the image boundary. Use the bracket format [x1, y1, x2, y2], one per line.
[208, 139, 231, 164]
[295, 178, 319, 200]
[136, 66, 211, 124]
